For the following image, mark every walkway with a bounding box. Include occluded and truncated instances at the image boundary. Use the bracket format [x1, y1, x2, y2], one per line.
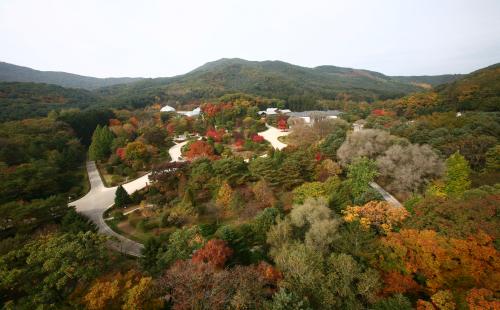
[259, 124, 290, 150]
[369, 182, 402, 207]
[70, 140, 189, 257]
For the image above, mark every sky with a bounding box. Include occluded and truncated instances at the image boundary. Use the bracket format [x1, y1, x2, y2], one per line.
[0, 0, 499, 78]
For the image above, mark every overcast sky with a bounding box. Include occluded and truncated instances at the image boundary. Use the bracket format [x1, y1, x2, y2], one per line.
[1, 0, 499, 78]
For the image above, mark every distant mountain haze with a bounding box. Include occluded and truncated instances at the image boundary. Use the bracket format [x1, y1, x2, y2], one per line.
[0, 62, 143, 90]
[1, 58, 463, 91]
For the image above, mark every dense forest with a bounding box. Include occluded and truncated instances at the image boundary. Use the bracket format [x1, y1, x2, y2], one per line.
[0, 59, 499, 309]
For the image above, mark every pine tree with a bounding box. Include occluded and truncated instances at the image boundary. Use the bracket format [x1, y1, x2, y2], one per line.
[115, 185, 131, 208]
[485, 145, 500, 173]
[444, 152, 471, 197]
[88, 125, 114, 161]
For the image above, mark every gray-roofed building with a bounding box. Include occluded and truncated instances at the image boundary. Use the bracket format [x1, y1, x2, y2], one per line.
[287, 110, 342, 124]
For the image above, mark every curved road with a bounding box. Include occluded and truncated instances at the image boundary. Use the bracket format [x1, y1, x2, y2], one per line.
[70, 141, 189, 257]
[73, 124, 400, 257]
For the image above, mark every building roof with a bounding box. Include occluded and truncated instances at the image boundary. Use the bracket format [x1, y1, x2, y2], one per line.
[258, 108, 292, 115]
[287, 110, 342, 118]
[160, 105, 176, 112]
[178, 107, 201, 117]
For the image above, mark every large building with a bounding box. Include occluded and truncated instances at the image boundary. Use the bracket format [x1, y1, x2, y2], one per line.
[178, 107, 201, 117]
[287, 110, 342, 124]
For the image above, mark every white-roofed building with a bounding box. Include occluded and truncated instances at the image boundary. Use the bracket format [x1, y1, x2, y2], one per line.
[258, 108, 292, 116]
[178, 107, 201, 117]
[160, 105, 176, 112]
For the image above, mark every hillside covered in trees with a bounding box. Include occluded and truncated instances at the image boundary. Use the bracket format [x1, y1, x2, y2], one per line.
[0, 82, 102, 121]
[0, 58, 499, 309]
[1, 59, 498, 123]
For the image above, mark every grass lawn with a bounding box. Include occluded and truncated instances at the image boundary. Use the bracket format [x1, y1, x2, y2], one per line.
[95, 162, 148, 187]
[106, 209, 176, 243]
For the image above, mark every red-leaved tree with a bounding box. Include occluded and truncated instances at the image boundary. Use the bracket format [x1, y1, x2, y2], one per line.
[185, 140, 214, 160]
[277, 118, 288, 131]
[252, 134, 264, 143]
[191, 239, 233, 268]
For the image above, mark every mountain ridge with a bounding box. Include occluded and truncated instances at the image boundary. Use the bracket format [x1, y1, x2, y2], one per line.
[1, 58, 465, 91]
[0, 61, 144, 90]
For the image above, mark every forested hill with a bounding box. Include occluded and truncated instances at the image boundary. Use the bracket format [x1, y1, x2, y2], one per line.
[1, 59, 498, 121]
[391, 74, 463, 88]
[0, 62, 143, 90]
[98, 58, 429, 104]
[435, 63, 500, 111]
[2, 58, 462, 105]
[0, 82, 100, 121]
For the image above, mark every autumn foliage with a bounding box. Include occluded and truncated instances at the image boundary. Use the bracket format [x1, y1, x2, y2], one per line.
[160, 260, 272, 310]
[191, 239, 233, 268]
[116, 147, 126, 160]
[252, 134, 264, 143]
[234, 139, 245, 149]
[108, 118, 121, 127]
[202, 102, 222, 117]
[277, 118, 288, 130]
[83, 270, 161, 310]
[343, 201, 409, 233]
[257, 261, 283, 283]
[185, 140, 214, 160]
[382, 229, 500, 294]
[206, 128, 225, 142]
[466, 288, 500, 310]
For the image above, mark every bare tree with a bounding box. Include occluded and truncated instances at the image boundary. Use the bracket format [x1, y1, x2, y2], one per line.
[288, 118, 348, 147]
[337, 129, 404, 166]
[376, 144, 444, 196]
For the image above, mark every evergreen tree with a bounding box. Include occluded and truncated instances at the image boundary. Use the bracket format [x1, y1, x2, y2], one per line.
[485, 145, 500, 173]
[140, 237, 165, 275]
[444, 152, 471, 197]
[88, 125, 114, 161]
[346, 157, 379, 203]
[115, 185, 131, 208]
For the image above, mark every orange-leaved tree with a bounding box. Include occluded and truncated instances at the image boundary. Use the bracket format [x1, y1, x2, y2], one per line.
[191, 239, 233, 268]
[185, 140, 214, 160]
[382, 229, 499, 295]
[343, 201, 409, 234]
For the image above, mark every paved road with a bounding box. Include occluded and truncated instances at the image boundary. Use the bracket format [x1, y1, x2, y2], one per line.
[70, 141, 189, 257]
[369, 182, 402, 207]
[261, 124, 402, 207]
[259, 125, 290, 150]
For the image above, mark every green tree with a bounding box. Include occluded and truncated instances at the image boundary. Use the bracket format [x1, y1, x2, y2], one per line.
[88, 125, 114, 161]
[346, 157, 379, 203]
[115, 185, 131, 208]
[272, 243, 380, 309]
[0, 232, 108, 307]
[319, 125, 348, 159]
[485, 145, 500, 172]
[292, 182, 327, 204]
[157, 226, 202, 268]
[444, 152, 471, 197]
[269, 288, 313, 310]
[372, 294, 412, 310]
[61, 207, 96, 233]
